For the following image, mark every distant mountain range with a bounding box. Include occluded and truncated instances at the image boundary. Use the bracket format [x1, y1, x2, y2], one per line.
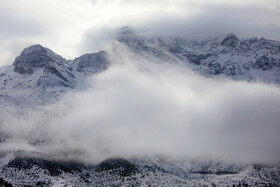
[0, 28, 280, 186]
[1, 27, 280, 106]
[118, 27, 280, 83]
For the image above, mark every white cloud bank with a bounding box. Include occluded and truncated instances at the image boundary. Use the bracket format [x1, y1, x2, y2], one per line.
[1, 43, 280, 163]
[0, 0, 280, 66]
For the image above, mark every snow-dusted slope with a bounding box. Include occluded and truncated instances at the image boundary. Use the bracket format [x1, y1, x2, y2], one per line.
[0, 152, 279, 186]
[0, 45, 109, 106]
[118, 27, 280, 84]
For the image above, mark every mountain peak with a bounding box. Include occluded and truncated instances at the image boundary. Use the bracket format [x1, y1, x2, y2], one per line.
[13, 44, 65, 74]
[117, 26, 137, 42]
[23, 44, 46, 52]
[221, 33, 239, 47]
[119, 26, 135, 36]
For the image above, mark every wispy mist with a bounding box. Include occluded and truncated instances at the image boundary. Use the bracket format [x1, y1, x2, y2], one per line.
[1, 42, 280, 163]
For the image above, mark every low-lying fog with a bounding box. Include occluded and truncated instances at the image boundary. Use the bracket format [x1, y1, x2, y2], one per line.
[1, 42, 280, 164]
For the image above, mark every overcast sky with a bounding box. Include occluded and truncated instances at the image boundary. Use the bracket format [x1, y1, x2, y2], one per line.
[0, 0, 280, 66]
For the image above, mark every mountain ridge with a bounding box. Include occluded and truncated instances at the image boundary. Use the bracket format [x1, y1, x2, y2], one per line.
[1, 31, 280, 186]
[1, 33, 280, 106]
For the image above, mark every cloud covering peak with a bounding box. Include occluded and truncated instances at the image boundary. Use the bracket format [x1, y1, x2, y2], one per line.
[1, 0, 280, 66]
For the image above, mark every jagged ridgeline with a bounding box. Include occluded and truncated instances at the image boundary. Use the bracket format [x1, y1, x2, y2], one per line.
[1, 30, 280, 105]
[0, 45, 109, 105]
[0, 29, 280, 186]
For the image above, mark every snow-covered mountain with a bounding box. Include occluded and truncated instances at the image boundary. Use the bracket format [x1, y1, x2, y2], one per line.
[1, 28, 280, 106]
[1, 29, 280, 186]
[0, 45, 109, 106]
[118, 27, 280, 84]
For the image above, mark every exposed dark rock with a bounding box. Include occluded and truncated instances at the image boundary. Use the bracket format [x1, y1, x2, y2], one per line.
[35, 74, 72, 88]
[193, 170, 237, 175]
[254, 55, 276, 70]
[35, 181, 49, 186]
[13, 45, 66, 74]
[44, 65, 70, 82]
[73, 51, 109, 74]
[0, 178, 12, 187]
[96, 158, 138, 176]
[221, 34, 239, 47]
[185, 53, 211, 65]
[7, 157, 86, 176]
[208, 62, 224, 75]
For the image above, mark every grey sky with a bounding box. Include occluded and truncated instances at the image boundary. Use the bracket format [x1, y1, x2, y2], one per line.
[0, 0, 280, 66]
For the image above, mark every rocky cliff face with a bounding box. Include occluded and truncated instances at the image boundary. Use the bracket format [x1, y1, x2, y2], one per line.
[73, 51, 109, 75]
[13, 44, 67, 75]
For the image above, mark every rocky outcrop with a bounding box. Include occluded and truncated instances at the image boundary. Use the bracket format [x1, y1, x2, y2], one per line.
[73, 51, 109, 74]
[96, 158, 138, 176]
[13, 45, 66, 74]
[221, 33, 239, 47]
